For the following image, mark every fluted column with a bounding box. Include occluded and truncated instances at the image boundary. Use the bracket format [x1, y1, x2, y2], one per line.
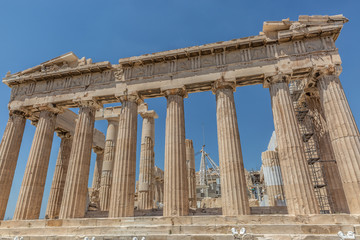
[45, 132, 73, 219]
[92, 147, 104, 190]
[99, 120, 118, 211]
[307, 96, 349, 213]
[0, 111, 26, 220]
[185, 139, 197, 208]
[89, 147, 104, 208]
[154, 181, 160, 207]
[261, 150, 285, 206]
[138, 109, 157, 210]
[317, 69, 360, 214]
[138, 137, 154, 210]
[268, 76, 319, 215]
[319, 131, 350, 213]
[163, 88, 189, 216]
[160, 180, 164, 203]
[213, 80, 250, 216]
[108, 95, 141, 217]
[14, 109, 57, 220]
[59, 103, 96, 219]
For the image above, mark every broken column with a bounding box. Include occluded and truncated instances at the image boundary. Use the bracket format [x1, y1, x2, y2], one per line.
[108, 95, 141, 217]
[317, 67, 360, 214]
[213, 80, 250, 216]
[89, 146, 104, 209]
[0, 111, 26, 220]
[45, 131, 73, 219]
[261, 150, 285, 206]
[163, 88, 189, 216]
[185, 139, 197, 208]
[268, 75, 319, 215]
[99, 120, 118, 211]
[14, 109, 58, 220]
[59, 102, 96, 219]
[138, 109, 157, 210]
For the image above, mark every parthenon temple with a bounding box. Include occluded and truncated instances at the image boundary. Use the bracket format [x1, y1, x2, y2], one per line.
[0, 14, 359, 239]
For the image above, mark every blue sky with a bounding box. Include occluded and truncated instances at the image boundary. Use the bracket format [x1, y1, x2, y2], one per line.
[0, 0, 359, 219]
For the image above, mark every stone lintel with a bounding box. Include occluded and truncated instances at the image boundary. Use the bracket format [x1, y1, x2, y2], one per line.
[95, 106, 122, 121]
[19, 108, 105, 149]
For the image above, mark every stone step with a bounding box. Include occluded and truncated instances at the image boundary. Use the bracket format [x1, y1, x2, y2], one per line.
[1, 215, 359, 239]
[0, 234, 358, 240]
[84, 207, 288, 218]
[2, 214, 358, 227]
[0, 224, 358, 235]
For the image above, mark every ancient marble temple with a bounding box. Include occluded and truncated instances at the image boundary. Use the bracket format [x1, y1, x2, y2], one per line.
[0, 14, 359, 239]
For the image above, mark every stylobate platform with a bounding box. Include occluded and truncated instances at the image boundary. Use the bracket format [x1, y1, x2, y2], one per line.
[0, 214, 359, 239]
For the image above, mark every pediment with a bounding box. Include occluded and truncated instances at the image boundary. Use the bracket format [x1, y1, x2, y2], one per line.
[11, 52, 80, 77]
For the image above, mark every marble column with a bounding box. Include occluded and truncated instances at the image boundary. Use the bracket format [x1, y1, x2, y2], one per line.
[99, 120, 118, 211]
[0, 111, 26, 220]
[59, 103, 96, 219]
[307, 96, 349, 213]
[154, 181, 160, 207]
[261, 150, 285, 206]
[138, 137, 154, 210]
[268, 76, 319, 215]
[213, 80, 250, 216]
[92, 147, 104, 190]
[185, 139, 197, 208]
[160, 180, 164, 203]
[163, 88, 189, 216]
[138, 110, 157, 210]
[317, 70, 360, 214]
[319, 131, 350, 213]
[45, 131, 73, 219]
[89, 147, 104, 208]
[108, 95, 141, 218]
[14, 110, 57, 220]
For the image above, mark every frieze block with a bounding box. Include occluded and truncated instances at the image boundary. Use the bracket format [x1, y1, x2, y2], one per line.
[251, 46, 267, 60]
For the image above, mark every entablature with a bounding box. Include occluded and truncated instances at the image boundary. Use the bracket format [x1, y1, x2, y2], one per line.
[2, 15, 347, 111]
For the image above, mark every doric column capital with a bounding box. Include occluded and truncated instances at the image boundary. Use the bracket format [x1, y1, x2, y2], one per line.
[139, 110, 158, 119]
[73, 99, 103, 110]
[107, 119, 119, 126]
[93, 146, 104, 155]
[118, 94, 143, 105]
[32, 103, 64, 115]
[9, 110, 26, 118]
[211, 79, 236, 94]
[56, 130, 72, 139]
[264, 74, 291, 88]
[28, 108, 58, 126]
[163, 87, 187, 98]
[312, 64, 342, 80]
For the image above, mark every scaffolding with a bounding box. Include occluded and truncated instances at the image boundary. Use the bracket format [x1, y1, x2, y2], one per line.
[289, 80, 334, 214]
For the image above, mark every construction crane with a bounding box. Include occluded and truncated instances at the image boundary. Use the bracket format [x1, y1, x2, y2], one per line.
[199, 145, 220, 186]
